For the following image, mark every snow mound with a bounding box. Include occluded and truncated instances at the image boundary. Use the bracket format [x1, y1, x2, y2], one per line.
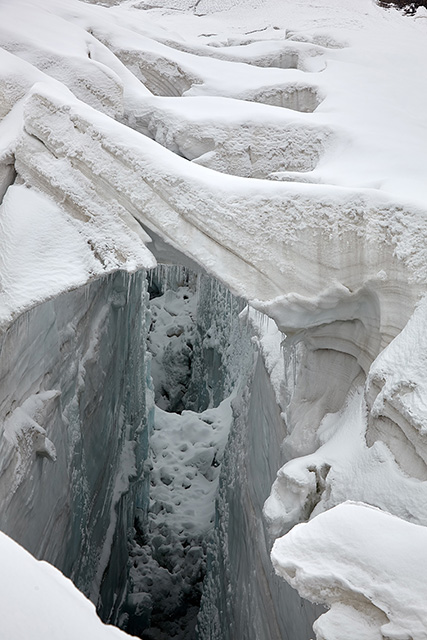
[0, 0, 427, 638]
[0, 531, 135, 640]
[272, 501, 427, 640]
[135, 95, 332, 178]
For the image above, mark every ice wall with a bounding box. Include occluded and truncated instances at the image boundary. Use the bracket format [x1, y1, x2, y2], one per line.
[198, 352, 322, 640]
[133, 264, 322, 640]
[0, 250, 322, 640]
[0, 270, 151, 621]
[148, 266, 252, 414]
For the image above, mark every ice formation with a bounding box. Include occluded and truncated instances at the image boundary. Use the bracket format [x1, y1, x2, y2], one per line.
[1, 0, 427, 638]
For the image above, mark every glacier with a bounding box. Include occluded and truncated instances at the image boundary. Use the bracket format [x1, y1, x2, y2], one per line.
[1, 0, 427, 639]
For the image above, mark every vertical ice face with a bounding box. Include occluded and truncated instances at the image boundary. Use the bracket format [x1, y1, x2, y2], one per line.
[147, 266, 251, 414]
[0, 270, 152, 621]
[198, 352, 323, 640]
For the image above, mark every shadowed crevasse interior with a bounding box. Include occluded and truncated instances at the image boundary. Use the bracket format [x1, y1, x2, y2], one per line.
[0, 261, 320, 640]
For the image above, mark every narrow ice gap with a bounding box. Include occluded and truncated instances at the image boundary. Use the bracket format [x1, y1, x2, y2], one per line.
[120, 264, 255, 639]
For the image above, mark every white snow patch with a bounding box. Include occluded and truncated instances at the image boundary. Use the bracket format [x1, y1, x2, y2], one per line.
[272, 501, 427, 640]
[0, 531, 135, 639]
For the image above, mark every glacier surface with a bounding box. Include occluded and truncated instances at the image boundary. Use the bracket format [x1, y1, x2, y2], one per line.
[1, 0, 427, 639]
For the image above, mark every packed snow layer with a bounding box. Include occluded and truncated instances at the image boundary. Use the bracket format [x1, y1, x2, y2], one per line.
[134, 95, 332, 178]
[0, 184, 106, 324]
[365, 295, 427, 479]
[1, 0, 426, 316]
[14, 80, 427, 361]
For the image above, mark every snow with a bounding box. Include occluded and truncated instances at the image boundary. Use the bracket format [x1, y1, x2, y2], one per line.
[133, 94, 332, 178]
[271, 501, 427, 640]
[150, 401, 233, 534]
[0, 0, 425, 337]
[0, 184, 100, 326]
[3, 390, 59, 491]
[1, 0, 427, 638]
[127, 398, 235, 636]
[0, 530, 135, 639]
[264, 387, 427, 537]
[146, 268, 238, 534]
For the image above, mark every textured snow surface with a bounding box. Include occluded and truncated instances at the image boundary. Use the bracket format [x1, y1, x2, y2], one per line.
[1, 0, 427, 638]
[1, 0, 427, 318]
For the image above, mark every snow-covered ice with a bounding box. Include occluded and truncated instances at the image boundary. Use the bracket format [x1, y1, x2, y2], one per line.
[272, 502, 427, 640]
[0, 0, 427, 638]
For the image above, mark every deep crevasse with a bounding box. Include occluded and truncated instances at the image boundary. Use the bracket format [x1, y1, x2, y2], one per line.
[125, 265, 321, 640]
[0, 262, 320, 640]
[0, 261, 294, 638]
[198, 353, 322, 640]
[122, 265, 255, 638]
[122, 265, 318, 640]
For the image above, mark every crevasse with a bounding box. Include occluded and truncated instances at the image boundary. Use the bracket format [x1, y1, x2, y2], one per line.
[2, 0, 427, 638]
[0, 261, 319, 640]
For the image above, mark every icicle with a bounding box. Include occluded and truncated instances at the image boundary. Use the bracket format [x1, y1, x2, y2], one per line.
[126, 271, 133, 304]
